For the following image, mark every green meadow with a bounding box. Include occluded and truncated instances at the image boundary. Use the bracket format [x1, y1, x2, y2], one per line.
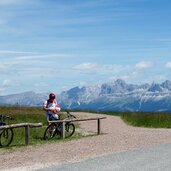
[0, 106, 79, 148]
[121, 112, 171, 128]
[1, 106, 171, 148]
[0, 106, 46, 148]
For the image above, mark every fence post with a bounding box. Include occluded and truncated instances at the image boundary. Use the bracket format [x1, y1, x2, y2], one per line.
[25, 125, 30, 145]
[97, 119, 101, 134]
[62, 121, 65, 139]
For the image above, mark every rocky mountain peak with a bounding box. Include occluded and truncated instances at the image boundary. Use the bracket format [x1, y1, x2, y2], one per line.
[148, 83, 163, 92]
[1, 80, 171, 112]
[161, 80, 171, 90]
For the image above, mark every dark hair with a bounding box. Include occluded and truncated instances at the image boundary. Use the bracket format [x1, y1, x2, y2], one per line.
[49, 93, 56, 99]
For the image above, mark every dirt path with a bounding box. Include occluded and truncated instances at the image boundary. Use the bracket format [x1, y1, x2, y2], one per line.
[1, 112, 171, 170]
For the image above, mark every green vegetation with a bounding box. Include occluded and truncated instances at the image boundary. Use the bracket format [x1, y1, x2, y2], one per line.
[0, 106, 80, 148]
[121, 112, 171, 128]
[1, 106, 171, 148]
[69, 109, 171, 128]
[0, 106, 46, 148]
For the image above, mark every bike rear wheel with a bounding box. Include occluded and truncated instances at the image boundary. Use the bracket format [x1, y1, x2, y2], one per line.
[65, 123, 75, 138]
[44, 123, 61, 140]
[0, 128, 14, 147]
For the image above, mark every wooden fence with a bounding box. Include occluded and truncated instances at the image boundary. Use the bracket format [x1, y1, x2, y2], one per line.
[49, 117, 106, 138]
[0, 123, 42, 145]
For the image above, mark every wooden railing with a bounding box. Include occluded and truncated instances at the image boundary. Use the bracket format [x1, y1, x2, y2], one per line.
[0, 123, 42, 145]
[48, 117, 106, 138]
[0, 117, 106, 145]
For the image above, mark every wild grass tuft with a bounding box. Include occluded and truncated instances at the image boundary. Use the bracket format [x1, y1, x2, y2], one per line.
[121, 112, 171, 128]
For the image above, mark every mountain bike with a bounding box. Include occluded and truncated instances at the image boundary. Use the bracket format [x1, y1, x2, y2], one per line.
[44, 110, 76, 140]
[0, 115, 14, 147]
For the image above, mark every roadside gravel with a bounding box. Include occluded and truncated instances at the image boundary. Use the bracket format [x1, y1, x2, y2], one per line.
[1, 112, 171, 171]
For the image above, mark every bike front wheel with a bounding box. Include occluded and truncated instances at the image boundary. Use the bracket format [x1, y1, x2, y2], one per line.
[0, 128, 14, 147]
[65, 123, 75, 138]
[44, 123, 61, 140]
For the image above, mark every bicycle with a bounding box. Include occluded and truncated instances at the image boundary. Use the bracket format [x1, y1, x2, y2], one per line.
[44, 110, 76, 140]
[0, 115, 14, 147]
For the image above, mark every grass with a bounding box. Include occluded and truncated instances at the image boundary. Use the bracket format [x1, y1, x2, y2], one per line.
[59, 109, 171, 128]
[2, 106, 171, 149]
[0, 106, 81, 148]
[121, 112, 171, 128]
[87, 109, 171, 128]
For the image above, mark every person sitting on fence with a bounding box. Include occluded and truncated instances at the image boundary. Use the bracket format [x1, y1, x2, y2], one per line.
[43, 93, 61, 121]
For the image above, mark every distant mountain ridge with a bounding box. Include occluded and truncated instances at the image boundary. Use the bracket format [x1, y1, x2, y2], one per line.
[0, 91, 48, 106]
[1, 80, 171, 112]
[58, 79, 171, 112]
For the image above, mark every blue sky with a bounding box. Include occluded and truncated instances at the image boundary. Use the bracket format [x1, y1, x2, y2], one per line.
[0, 0, 171, 95]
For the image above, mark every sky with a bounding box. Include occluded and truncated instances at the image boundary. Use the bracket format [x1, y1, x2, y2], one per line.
[0, 0, 171, 95]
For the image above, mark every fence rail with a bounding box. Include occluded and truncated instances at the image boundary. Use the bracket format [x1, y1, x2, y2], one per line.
[48, 117, 106, 138]
[0, 123, 42, 145]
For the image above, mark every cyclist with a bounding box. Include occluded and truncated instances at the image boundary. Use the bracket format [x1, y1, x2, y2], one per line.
[43, 93, 61, 122]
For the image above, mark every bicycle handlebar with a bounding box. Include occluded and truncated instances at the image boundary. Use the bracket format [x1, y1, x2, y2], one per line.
[65, 110, 76, 119]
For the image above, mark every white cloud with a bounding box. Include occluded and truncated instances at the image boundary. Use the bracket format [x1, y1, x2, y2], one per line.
[0, 0, 23, 5]
[153, 74, 167, 81]
[165, 62, 171, 68]
[0, 63, 8, 70]
[2, 79, 12, 87]
[72, 62, 125, 73]
[0, 61, 17, 71]
[15, 54, 69, 61]
[0, 52, 72, 74]
[109, 71, 139, 81]
[73, 63, 98, 70]
[34, 82, 49, 88]
[0, 88, 5, 95]
[0, 50, 38, 54]
[135, 61, 153, 69]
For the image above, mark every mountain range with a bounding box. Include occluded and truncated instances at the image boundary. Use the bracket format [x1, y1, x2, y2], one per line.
[1, 79, 171, 112]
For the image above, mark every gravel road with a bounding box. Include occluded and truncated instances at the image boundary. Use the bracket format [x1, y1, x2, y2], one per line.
[1, 112, 171, 171]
